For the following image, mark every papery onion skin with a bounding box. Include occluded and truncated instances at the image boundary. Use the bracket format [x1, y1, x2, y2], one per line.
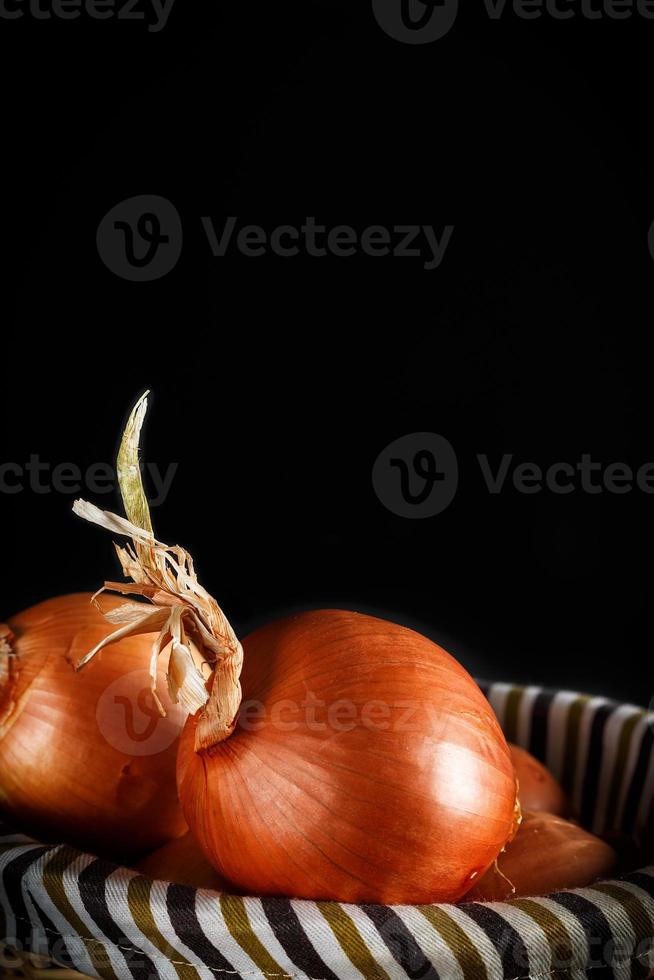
[510, 744, 570, 817]
[178, 609, 518, 905]
[466, 811, 617, 901]
[135, 831, 227, 890]
[0, 594, 187, 858]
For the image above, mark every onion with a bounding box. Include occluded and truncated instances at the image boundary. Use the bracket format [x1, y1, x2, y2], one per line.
[0, 593, 188, 858]
[510, 744, 569, 816]
[75, 394, 519, 903]
[466, 811, 617, 901]
[135, 831, 227, 890]
[177, 610, 519, 903]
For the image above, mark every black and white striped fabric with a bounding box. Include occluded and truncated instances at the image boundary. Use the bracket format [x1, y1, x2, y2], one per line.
[1, 682, 653, 980]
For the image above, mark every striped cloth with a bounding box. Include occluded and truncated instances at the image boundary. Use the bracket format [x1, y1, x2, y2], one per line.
[1, 683, 653, 980]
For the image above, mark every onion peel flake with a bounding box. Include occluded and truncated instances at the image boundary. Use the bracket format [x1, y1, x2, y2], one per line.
[73, 393, 243, 750]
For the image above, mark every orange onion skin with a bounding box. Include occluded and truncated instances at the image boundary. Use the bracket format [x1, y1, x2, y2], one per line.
[510, 744, 570, 817]
[466, 811, 617, 901]
[0, 594, 187, 858]
[135, 832, 228, 890]
[178, 610, 518, 904]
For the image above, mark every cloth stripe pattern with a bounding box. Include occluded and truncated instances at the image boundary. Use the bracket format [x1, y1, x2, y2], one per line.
[1, 683, 653, 980]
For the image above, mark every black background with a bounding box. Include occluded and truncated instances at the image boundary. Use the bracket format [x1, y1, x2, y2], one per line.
[1, 0, 652, 705]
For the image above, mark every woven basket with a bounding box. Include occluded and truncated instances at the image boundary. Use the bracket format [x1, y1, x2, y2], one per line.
[1, 682, 653, 980]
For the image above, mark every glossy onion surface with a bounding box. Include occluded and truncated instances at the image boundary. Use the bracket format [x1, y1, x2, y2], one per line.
[467, 811, 617, 901]
[510, 744, 570, 817]
[0, 593, 187, 857]
[178, 610, 518, 903]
